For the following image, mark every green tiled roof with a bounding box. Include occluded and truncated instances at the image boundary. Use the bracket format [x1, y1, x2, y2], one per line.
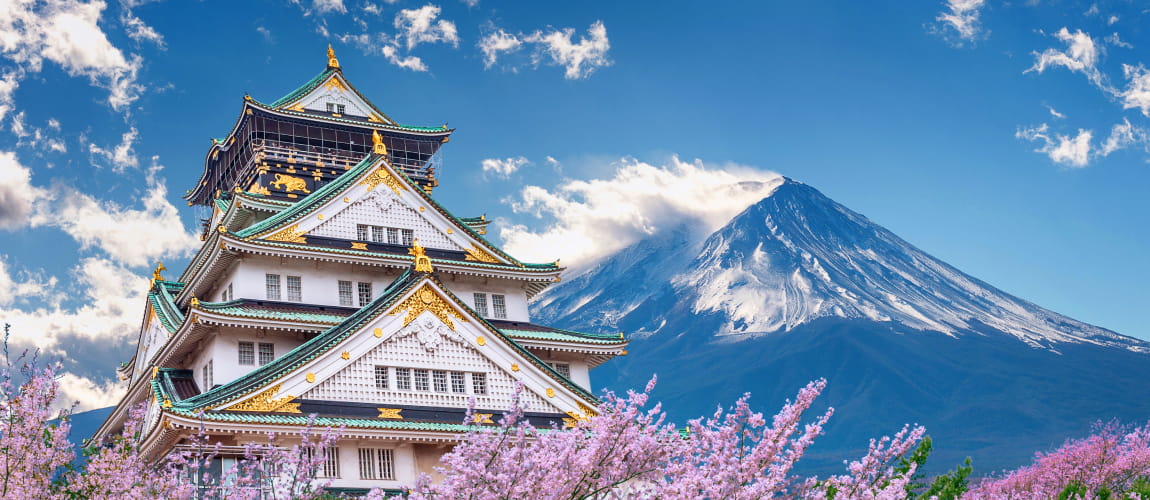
[214, 198, 230, 213]
[500, 329, 626, 345]
[198, 301, 347, 324]
[149, 280, 186, 333]
[269, 68, 337, 108]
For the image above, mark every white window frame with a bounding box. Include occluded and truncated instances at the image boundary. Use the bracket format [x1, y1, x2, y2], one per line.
[374, 366, 389, 390]
[202, 359, 213, 389]
[338, 280, 353, 306]
[358, 448, 395, 481]
[473, 293, 489, 317]
[395, 368, 411, 391]
[491, 294, 507, 319]
[472, 372, 487, 395]
[238, 342, 255, 366]
[265, 274, 281, 301]
[413, 369, 430, 391]
[358, 282, 373, 307]
[258, 342, 275, 365]
[450, 371, 466, 393]
[286, 275, 302, 302]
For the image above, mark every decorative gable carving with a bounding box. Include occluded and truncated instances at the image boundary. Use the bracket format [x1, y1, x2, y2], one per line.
[307, 188, 462, 251]
[301, 319, 557, 412]
[294, 76, 378, 119]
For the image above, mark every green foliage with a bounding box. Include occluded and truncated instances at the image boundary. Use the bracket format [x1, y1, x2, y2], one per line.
[893, 435, 972, 500]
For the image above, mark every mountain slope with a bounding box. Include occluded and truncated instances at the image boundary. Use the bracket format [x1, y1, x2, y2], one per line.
[532, 178, 1150, 473]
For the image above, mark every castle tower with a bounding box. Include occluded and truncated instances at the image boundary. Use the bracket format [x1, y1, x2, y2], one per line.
[95, 47, 628, 493]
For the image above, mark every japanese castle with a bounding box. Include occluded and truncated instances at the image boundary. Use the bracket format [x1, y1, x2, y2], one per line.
[94, 46, 628, 491]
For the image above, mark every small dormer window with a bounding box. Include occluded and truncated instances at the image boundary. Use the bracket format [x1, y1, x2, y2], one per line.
[325, 102, 346, 114]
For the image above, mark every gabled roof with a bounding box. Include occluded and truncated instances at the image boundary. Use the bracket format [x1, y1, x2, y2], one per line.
[268, 66, 397, 126]
[231, 153, 558, 271]
[168, 268, 598, 415]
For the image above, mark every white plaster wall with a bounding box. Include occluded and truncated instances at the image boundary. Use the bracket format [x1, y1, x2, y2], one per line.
[188, 330, 305, 388]
[531, 351, 592, 391]
[216, 256, 402, 308]
[324, 441, 415, 489]
[439, 276, 531, 323]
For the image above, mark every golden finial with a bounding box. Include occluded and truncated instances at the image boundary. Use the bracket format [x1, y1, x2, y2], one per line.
[408, 239, 433, 273]
[372, 129, 388, 155]
[190, 296, 200, 307]
[327, 44, 340, 69]
[152, 262, 166, 282]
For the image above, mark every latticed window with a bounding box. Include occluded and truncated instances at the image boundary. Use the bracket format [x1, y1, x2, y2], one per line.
[386, 227, 400, 245]
[472, 373, 487, 395]
[338, 280, 353, 306]
[258, 343, 275, 365]
[238, 342, 255, 365]
[371, 226, 385, 243]
[358, 448, 395, 480]
[401, 229, 414, 246]
[551, 363, 571, 378]
[433, 371, 448, 393]
[473, 293, 489, 317]
[492, 294, 507, 319]
[356, 224, 369, 241]
[450, 372, 466, 393]
[287, 276, 302, 302]
[305, 447, 340, 479]
[413, 369, 430, 391]
[265, 274, 281, 300]
[222, 283, 233, 301]
[358, 282, 373, 306]
[395, 368, 411, 390]
[374, 366, 388, 390]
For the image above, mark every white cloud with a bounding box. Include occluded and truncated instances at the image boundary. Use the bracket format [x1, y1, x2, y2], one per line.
[499, 156, 783, 268]
[1107, 15, 1118, 25]
[0, 256, 146, 352]
[932, 0, 987, 45]
[1046, 105, 1065, 119]
[1016, 120, 1147, 167]
[1105, 33, 1132, 49]
[363, 3, 383, 15]
[312, 0, 347, 14]
[30, 160, 199, 267]
[524, 21, 611, 79]
[1119, 64, 1150, 117]
[459, 0, 478, 6]
[1025, 28, 1109, 90]
[481, 156, 528, 178]
[56, 372, 123, 411]
[11, 112, 67, 153]
[478, 28, 522, 68]
[0, 151, 44, 230]
[381, 44, 427, 72]
[0, 0, 145, 111]
[88, 126, 138, 172]
[256, 25, 272, 41]
[393, 4, 458, 50]
[0, 256, 60, 307]
[121, 12, 164, 48]
[1016, 124, 1093, 167]
[0, 70, 19, 122]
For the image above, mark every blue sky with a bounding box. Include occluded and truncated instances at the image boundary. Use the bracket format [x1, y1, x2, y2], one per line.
[0, 0, 1147, 408]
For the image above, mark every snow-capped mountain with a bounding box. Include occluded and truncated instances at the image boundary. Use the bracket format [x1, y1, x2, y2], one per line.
[532, 178, 1150, 473]
[536, 178, 1146, 352]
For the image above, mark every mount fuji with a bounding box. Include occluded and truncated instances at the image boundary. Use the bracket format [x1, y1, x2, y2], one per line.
[531, 178, 1150, 473]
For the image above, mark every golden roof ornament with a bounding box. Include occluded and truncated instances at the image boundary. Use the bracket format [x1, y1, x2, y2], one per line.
[408, 239, 433, 273]
[326, 44, 340, 69]
[152, 262, 166, 282]
[372, 129, 388, 155]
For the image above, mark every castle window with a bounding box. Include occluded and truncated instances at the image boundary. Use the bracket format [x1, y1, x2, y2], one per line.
[491, 294, 507, 319]
[358, 448, 395, 481]
[550, 362, 571, 378]
[305, 446, 340, 478]
[472, 293, 489, 317]
[258, 343, 275, 365]
[265, 274, 281, 300]
[387, 227, 399, 245]
[401, 229, 414, 246]
[325, 102, 345, 115]
[413, 369, 430, 391]
[450, 372, 466, 393]
[238, 342, 255, 365]
[287, 276, 302, 302]
[222, 283, 233, 301]
[202, 359, 213, 390]
[472, 373, 487, 395]
[374, 366, 389, 390]
[433, 370, 449, 393]
[338, 280, 353, 306]
[395, 368, 411, 390]
[358, 282, 373, 306]
[356, 224, 369, 241]
[371, 226, 385, 243]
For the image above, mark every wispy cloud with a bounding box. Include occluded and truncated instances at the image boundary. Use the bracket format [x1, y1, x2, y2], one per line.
[88, 126, 138, 172]
[0, 151, 45, 230]
[1119, 64, 1150, 117]
[931, 0, 988, 46]
[481, 156, 529, 178]
[1025, 28, 1108, 90]
[479, 21, 611, 79]
[1016, 120, 1148, 167]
